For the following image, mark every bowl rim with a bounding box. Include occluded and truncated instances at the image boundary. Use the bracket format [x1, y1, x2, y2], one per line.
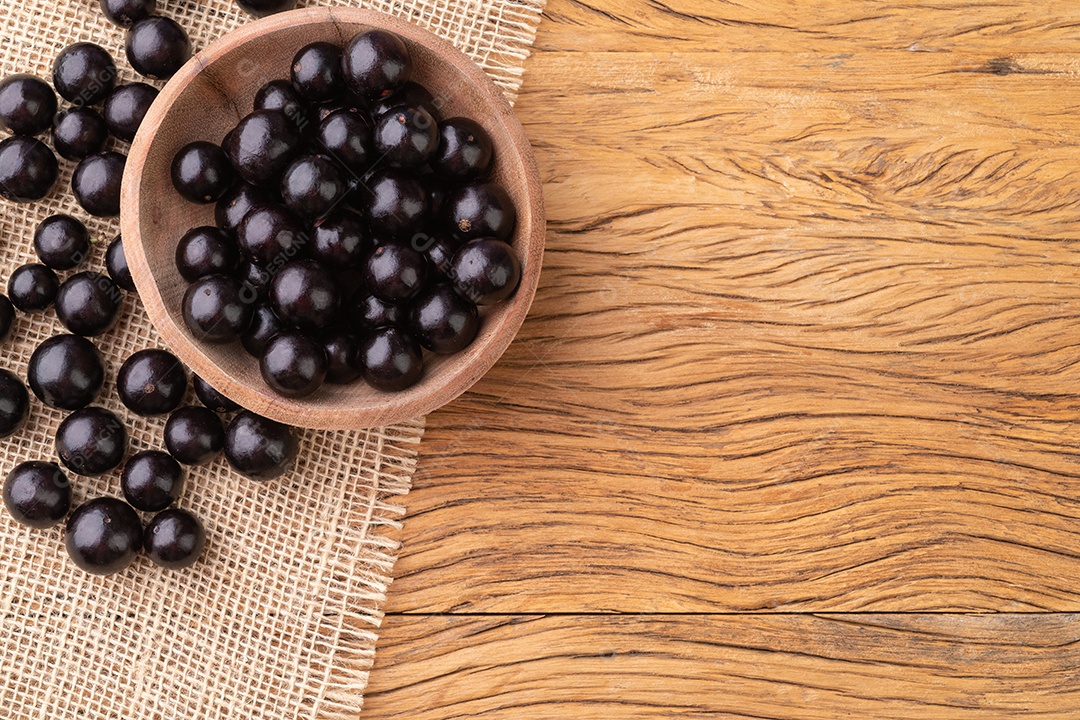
[121, 6, 545, 431]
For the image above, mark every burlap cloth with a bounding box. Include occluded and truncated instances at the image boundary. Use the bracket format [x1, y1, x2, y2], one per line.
[0, 0, 543, 717]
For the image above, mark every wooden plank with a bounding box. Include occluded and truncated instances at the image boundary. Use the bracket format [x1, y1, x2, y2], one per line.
[384, 0, 1080, 613]
[363, 614, 1080, 718]
[535, 1, 1080, 54]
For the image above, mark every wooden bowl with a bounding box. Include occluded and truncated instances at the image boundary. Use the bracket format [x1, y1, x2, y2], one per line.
[122, 7, 544, 431]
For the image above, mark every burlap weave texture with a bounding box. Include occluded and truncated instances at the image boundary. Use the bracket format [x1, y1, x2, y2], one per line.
[0, 0, 544, 718]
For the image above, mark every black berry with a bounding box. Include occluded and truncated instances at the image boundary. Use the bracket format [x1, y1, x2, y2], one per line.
[3, 461, 70, 529]
[103, 82, 158, 141]
[410, 283, 480, 353]
[224, 410, 298, 480]
[164, 406, 225, 465]
[342, 30, 411, 100]
[0, 369, 29, 438]
[226, 110, 302, 187]
[33, 214, 90, 270]
[0, 136, 58, 202]
[144, 507, 205, 569]
[54, 271, 122, 337]
[72, 151, 126, 217]
[176, 226, 239, 282]
[8, 263, 59, 312]
[52, 43, 117, 105]
[55, 406, 127, 476]
[51, 107, 109, 160]
[65, 497, 142, 574]
[171, 141, 234, 203]
[27, 335, 105, 410]
[99, 0, 156, 27]
[291, 42, 343, 102]
[181, 274, 253, 343]
[0, 74, 56, 136]
[269, 259, 341, 331]
[121, 449, 184, 512]
[125, 16, 191, 80]
[116, 348, 187, 416]
[106, 235, 136, 292]
[361, 327, 423, 391]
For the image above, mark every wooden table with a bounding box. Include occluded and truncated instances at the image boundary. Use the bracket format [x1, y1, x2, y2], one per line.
[363, 1, 1080, 715]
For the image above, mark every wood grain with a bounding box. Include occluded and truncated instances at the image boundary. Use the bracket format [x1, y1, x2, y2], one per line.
[382, 0, 1080, 614]
[122, 7, 545, 431]
[364, 614, 1080, 718]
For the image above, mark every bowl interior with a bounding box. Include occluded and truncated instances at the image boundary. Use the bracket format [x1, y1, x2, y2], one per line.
[123, 8, 544, 430]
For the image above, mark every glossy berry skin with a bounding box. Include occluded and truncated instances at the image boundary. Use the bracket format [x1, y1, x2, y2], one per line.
[120, 450, 183, 512]
[362, 168, 428, 241]
[241, 303, 284, 357]
[235, 0, 296, 18]
[176, 226, 239, 282]
[253, 79, 309, 131]
[193, 375, 241, 413]
[373, 106, 437, 169]
[372, 82, 438, 120]
[361, 327, 423, 392]
[33, 215, 89, 270]
[164, 406, 225, 466]
[269, 259, 341, 331]
[450, 237, 522, 305]
[224, 410, 298, 481]
[315, 110, 372, 174]
[432, 118, 493, 181]
[215, 182, 278, 235]
[52, 107, 109, 161]
[237, 204, 308, 267]
[116, 348, 187, 416]
[64, 497, 142, 575]
[3, 461, 70, 529]
[410, 283, 480, 353]
[343, 30, 412, 100]
[0, 369, 29, 438]
[126, 16, 191, 80]
[280, 154, 347, 220]
[55, 407, 127, 476]
[144, 508, 205, 569]
[350, 292, 403, 332]
[0, 295, 14, 343]
[291, 42, 343, 102]
[72, 151, 126, 217]
[171, 141, 234, 203]
[8, 264, 59, 312]
[260, 330, 327, 398]
[227, 110, 302, 187]
[320, 327, 362, 384]
[27, 335, 104, 410]
[182, 275, 253, 343]
[363, 243, 428, 303]
[0, 75, 56, 136]
[55, 272, 121, 337]
[446, 182, 516, 242]
[99, 0, 156, 27]
[103, 82, 158, 141]
[52, 43, 117, 105]
[311, 210, 368, 269]
[106, 236, 136, 292]
[0, 137, 58, 202]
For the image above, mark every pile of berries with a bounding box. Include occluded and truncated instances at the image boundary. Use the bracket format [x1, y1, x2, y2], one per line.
[0, 0, 301, 576]
[172, 28, 522, 398]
